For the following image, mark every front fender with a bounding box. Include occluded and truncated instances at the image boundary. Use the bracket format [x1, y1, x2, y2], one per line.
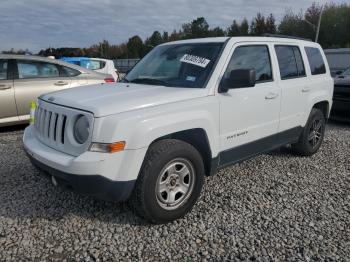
[92, 96, 220, 157]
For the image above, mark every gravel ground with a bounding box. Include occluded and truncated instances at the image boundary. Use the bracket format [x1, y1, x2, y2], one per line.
[0, 122, 349, 261]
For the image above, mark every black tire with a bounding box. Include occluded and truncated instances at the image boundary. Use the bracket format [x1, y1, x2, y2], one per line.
[130, 139, 205, 224]
[292, 108, 326, 156]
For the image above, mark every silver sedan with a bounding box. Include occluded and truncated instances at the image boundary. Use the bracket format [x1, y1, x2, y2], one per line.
[0, 55, 112, 127]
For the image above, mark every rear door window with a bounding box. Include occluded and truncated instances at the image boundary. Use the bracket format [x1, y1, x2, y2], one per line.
[17, 60, 60, 79]
[305, 47, 326, 75]
[275, 45, 306, 79]
[0, 60, 8, 80]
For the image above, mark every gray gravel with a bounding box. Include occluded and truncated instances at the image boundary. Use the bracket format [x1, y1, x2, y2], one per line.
[0, 122, 349, 261]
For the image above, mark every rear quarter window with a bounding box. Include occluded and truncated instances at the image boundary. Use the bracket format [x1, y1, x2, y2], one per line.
[305, 47, 326, 75]
[62, 66, 81, 77]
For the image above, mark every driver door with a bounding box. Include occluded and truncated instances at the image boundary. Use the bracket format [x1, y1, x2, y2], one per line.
[218, 43, 281, 165]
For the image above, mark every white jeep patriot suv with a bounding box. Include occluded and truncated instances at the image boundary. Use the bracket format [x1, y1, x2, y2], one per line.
[24, 37, 333, 223]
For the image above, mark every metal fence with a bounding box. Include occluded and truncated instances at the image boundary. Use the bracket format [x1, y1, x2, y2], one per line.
[114, 59, 140, 73]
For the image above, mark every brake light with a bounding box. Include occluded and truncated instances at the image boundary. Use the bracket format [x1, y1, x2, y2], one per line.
[104, 77, 115, 83]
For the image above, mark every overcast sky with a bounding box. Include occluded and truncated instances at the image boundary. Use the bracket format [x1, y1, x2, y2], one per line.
[0, 0, 343, 53]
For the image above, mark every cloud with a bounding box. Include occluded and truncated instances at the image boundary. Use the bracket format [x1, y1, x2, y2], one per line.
[0, 0, 342, 52]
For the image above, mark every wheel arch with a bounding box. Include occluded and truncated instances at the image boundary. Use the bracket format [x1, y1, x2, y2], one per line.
[151, 128, 214, 177]
[312, 100, 330, 119]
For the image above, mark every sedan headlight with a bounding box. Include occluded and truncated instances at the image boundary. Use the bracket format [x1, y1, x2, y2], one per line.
[73, 115, 90, 144]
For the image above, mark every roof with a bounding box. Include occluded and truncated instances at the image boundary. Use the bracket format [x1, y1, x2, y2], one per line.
[60, 57, 90, 61]
[0, 54, 93, 73]
[61, 57, 113, 62]
[161, 36, 319, 46]
[324, 48, 350, 54]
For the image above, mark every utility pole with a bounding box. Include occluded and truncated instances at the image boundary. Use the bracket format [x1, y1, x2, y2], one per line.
[304, 5, 323, 42]
[315, 6, 323, 43]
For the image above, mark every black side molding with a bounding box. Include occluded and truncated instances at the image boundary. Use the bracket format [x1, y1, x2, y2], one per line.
[209, 126, 302, 175]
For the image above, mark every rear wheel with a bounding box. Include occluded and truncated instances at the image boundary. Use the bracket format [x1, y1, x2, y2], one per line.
[130, 139, 205, 224]
[292, 108, 326, 156]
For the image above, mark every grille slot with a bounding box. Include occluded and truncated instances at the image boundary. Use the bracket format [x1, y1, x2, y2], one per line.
[61, 115, 67, 144]
[53, 113, 58, 141]
[35, 105, 67, 146]
[47, 112, 52, 138]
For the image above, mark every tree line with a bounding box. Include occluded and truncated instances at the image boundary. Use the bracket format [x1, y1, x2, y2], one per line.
[3, 2, 350, 59]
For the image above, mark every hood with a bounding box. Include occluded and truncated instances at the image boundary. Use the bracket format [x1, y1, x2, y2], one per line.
[40, 83, 209, 117]
[334, 75, 350, 86]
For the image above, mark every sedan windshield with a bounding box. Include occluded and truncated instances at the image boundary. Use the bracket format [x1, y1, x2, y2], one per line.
[342, 67, 350, 76]
[125, 42, 224, 88]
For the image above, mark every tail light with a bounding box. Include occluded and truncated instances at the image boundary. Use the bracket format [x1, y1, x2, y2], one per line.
[104, 77, 115, 83]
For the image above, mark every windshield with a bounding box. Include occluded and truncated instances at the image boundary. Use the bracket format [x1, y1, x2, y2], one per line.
[342, 67, 350, 76]
[125, 42, 224, 88]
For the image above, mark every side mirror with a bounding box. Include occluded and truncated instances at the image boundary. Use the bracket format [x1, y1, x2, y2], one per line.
[219, 69, 256, 93]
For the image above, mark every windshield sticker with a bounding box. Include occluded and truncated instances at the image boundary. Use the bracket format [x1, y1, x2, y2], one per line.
[180, 54, 210, 68]
[186, 76, 196, 82]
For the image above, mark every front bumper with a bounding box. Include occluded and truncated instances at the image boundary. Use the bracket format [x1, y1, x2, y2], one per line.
[23, 125, 147, 202]
[27, 153, 135, 202]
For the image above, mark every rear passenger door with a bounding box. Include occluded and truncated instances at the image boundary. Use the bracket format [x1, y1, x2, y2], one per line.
[219, 43, 281, 158]
[14, 59, 72, 119]
[274, 45, 308, 132]
[0, 59, 18, 123]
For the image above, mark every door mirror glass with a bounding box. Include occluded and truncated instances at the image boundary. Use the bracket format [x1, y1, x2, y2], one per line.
[220, 69, 256, 92]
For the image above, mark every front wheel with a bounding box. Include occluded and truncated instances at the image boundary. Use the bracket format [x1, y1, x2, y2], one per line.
[292, 108, 326, 156]
[130, 139, 205, 224]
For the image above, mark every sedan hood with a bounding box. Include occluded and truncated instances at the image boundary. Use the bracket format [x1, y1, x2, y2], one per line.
[334, 75, 350, 86]
[40, 83, 209, 117]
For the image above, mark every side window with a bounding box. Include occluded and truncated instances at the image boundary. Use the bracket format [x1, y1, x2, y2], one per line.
[275, 45, 306, 79]
[305, 47, 326, 75]
[81, 60, 105, 70]
[62, 66, 81, 77]
[225, 45, 273, 83]
[17, 60, 60, 79]
[0, 60, 8, 80]
[292, 47, 306, 76]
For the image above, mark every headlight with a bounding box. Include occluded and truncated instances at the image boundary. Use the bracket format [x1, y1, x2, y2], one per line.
[73, 115, 90, 144]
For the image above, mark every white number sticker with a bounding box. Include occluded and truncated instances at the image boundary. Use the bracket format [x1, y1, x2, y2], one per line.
[180, 54, 210, 68]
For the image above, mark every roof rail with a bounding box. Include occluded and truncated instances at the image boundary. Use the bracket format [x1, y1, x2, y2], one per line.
[263, 34, 313, 42]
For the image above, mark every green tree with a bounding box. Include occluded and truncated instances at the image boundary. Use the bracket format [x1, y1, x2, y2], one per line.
[227, 20, 240, 36]
[169, 30, 182, 41]
[147, 31, 163, 47]
[278, 10, 311, 39]
[162, 31, 169, 42]
[265, 14, 276, 34]
[182, 17, 209, 38]
[250, 13, 266, 35]
[209, 27, 225, 37]
[127, 35, 144, 58]
[318, 3, 350, 48]
[240, 18, 249, 35]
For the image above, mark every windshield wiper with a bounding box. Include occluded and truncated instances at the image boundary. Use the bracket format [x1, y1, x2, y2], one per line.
[129, 78, 171, 86]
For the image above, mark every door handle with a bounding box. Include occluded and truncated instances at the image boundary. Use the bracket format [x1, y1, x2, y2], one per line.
[54, 81, 68, 86]
[0, 84, 11, 90]
[302, 87, 311, 93]
[265, 92, 279, 100]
